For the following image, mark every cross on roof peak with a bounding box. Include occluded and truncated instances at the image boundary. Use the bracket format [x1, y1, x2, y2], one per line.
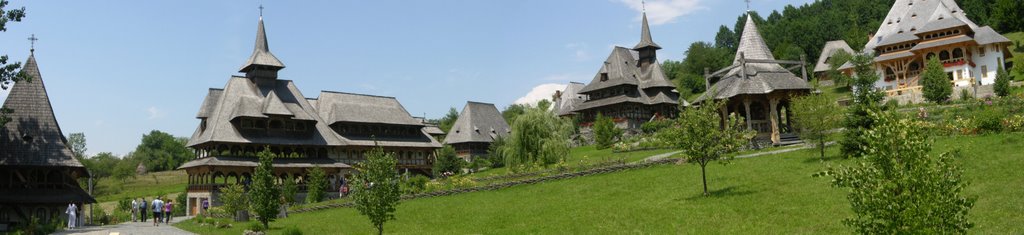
[27, 34, 38, 53]
[642, 0, 646, 13]
[745, 0, 751, 12]
[259, 4, 264, 16]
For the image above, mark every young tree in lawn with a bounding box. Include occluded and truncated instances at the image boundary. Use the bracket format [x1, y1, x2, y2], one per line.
[791, 92, 842, 160]
[660, 100, 753, 196]
[305, 166, 327, 203]
[592, 113, 622, 150]
[840, 54, 885, 158]
[352, 146, 401, 235]
[921, 56, 952, 103]
[994, 65, 1010, 97]
[817, 111, 975, 234]
[249, 147, 280, 229]
[281, 175, 298, 205]
[220, 183, 248, 217]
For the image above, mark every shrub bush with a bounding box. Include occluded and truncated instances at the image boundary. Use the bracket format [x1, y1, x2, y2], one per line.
[246, 221, 265, 232]
[974, 107, 1005, 133]
[282, 226, 304, 235]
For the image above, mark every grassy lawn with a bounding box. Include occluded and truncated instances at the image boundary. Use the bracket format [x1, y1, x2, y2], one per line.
[176, 133, 1024, 234]
[94, 170, 188, 202]
[468, 146, 675, 178]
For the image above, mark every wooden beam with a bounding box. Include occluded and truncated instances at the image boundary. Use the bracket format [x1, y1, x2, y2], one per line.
[745, 59, 805, 65]
[707, 64, 741, 78]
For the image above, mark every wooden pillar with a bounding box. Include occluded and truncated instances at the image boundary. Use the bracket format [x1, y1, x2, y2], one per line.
[800, 54, 808, 81]
[704, 67, 711, 92]
[719, 105, 728, 128]
[743, 98, 753, 130]
[769, 98, 781, 144]
[739, 52, 749, 80]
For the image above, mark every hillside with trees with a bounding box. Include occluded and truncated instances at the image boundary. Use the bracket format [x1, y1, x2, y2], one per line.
[663, 0, 1024, 98]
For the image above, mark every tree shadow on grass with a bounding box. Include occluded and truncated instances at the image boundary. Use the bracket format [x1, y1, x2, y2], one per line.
[680, 186, 759, 201]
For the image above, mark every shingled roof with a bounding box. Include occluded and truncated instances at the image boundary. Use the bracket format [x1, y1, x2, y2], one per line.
[553, 82, 586, 116]
[632, 12, 661, 50]
[239, 16, 285, 72]
[864, 0, 1009, 52]
[697, 15, 810, 102]
[189, 15, 440, 150]
[814, 40, 855, 73]
[0, 53, 87, 171]
[443, 102, 510, 145]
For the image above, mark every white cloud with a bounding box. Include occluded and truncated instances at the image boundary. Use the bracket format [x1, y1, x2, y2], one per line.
[566, 43, 591, 61]
[514, 83, 567, 106]
[147, 106, 165, 120]
[544, 73, 588, 82]
[619, 0, 704, 25]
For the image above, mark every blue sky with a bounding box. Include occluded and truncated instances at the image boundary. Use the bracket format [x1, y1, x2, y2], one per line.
[0, 0, 813, 156]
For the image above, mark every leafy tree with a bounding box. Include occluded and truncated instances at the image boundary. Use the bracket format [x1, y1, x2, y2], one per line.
[659, 100, 753, 196]
[132, 130, 195, 172]
[0, 0, 28, 126]
[500, 106, 572, 169]
[112, 158, 137, 182]
[990, 0, 1024, 33]
[432, 145, 463, 176]
[921, 57, 952, 103]
[437, 107, 459, 133]
[592, 113, 622, 150]
[485, 136, 506, 168]
[840, 53, 885, 158]
[281, 175, 298, 205]
[82, 152, 119, 178]
[536, 99, 552, 111]
[713, 25, 737, 51]
[994, 65, 1010, 97]
[305, 166, 327, 203]
[220, 183, 248, 216]
[67, 132, 87, 160]
[791, 93, 842, 160]
[817, 111, 975, 234]
[250, 147, 280, 229]
[826, 50, 853, 87]
[352, 146, 401, 235]
[501, 103, 528, 125]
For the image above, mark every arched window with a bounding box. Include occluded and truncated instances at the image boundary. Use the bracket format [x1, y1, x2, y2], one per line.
[926, 53, 936, 60]
[939, 51, 950, 61]
[952, 48, 963, 59]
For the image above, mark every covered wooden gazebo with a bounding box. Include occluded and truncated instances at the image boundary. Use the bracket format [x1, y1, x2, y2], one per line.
[696, 15, 811, 145]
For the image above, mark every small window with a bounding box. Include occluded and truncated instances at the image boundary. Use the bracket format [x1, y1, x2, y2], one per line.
[981, 66, 988, 79]
[255, 120, 267, 129]
[269, 120, 283, 129]
[600, 73, 609, 82]
[980, 46, 986, 57]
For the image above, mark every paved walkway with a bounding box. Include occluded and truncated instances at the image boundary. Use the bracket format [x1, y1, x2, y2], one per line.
[53, 216, 195, 235]
[640, 142, 835, 162]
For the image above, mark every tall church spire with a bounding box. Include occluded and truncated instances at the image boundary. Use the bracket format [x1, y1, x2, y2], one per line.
[632, 12, 662, 50]
[239, 9, 285, 77]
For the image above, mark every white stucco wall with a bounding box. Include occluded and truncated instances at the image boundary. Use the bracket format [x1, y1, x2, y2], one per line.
[972, 44, 1005, 85]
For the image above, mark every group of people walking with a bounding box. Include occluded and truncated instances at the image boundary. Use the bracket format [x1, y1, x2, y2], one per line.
[130, 197, 174, 226]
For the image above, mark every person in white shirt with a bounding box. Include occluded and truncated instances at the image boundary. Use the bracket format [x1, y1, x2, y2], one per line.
[130, 199, 138, 222]
[151, 197, 164, 226]
[65, 202, 77, 229]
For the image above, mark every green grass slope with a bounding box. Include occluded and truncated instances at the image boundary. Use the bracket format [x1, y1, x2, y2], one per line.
[94, 170, 188, 202]
[177, 133, 1024, 234]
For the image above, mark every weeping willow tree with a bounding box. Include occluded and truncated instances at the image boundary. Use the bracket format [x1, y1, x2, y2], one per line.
[500, 107, 572, 169]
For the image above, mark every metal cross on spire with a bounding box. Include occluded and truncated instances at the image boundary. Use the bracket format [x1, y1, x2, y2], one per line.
[259, 4, 264, 16]
[27, 34, 38, 53]
[641, 0, 646, 13]
[745, 0, 751, 12]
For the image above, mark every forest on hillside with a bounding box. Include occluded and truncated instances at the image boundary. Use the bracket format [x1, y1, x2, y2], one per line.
[664, 0, 1024, 98]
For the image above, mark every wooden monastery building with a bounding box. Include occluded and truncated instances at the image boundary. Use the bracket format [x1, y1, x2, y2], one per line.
[698, 15, 812, 145]
[573, 12, 681, 130]
[0, 50, 95, 229]
[443, 102, 510, 161]
[862, 0, 1012, 96]
[179, 14, 441, 216]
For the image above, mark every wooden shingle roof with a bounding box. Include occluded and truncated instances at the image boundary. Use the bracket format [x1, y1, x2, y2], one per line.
[239, 16, 285, 72]
[443, 101, 510, 145]
[0, 53, 86, 170]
